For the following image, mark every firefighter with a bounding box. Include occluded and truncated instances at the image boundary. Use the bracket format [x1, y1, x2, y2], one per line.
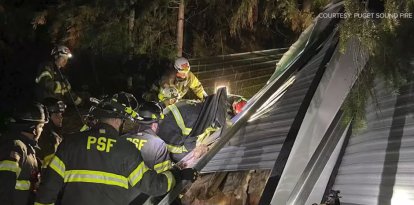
[158, 99, 206, 162]
[0, 103, 49, 205]
[35, 96, 180, 205]
[123, 101, 172, 173]
[127, 101, 199, 205]
[37, 98, 66, 170]
[158, 88, 228, 162]
[35, 45, 82, 105]
[158, 57, 207, 102]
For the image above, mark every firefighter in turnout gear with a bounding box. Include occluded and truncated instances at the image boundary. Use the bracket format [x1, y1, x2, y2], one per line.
[127, 102, 199, 205]
[158, 57, 207, 102]
[123, 101, 172, 174]
[35, 45, 82, 105]
[0, 103, 48, 205]
[37, 98, 66, 170]
[35, 96, 176, 205]
[158, 99, 204, 162]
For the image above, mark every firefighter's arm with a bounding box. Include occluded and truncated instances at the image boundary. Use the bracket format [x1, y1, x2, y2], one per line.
[188, 72, 207, 99]
[36, 68, 62, 94]
[35, 144, 66, 204]
[129, 164, 175, 196]
[141, 139, 172, 173]
[0, 144, 23, 204]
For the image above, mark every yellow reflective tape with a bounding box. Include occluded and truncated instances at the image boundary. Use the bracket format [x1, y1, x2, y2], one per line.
[15, 180, 30, 190]
[34, 202, 55, 205]
[125, 107, 138, 118]
[0, 160, 21, 177]
[49, 156, 65, 178]
[42, 154, 55, 169]
[196, 126, 218, 145]
[64, 170, 128, 189]
[154, 160, 172, 173]
[35, 71, 53, 83]
[80, 124, 90, 132]
[166, 144, 188, 154]
[54, 81, 62, 94]
[128, 162, 149, 187]
[74, 97, 82, 105]
[161, 171, 175, 192]
[168, 104, 192, 136]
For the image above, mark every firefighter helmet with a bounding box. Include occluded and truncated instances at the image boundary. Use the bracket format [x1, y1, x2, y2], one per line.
[92, 97, 139, 121]
[51, 45, 72, 59]
[112, 92, 139, 110]
[232, 98, 247, 115]
[42, 98, 66, 113]
[12, 103, 49, 124]
[174, 57, 190, 73]
[161, 87, 179, 100]
[137, 101, 164, 124]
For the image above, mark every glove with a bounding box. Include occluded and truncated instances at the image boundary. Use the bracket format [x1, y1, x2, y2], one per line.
[171, 167, 198, 182]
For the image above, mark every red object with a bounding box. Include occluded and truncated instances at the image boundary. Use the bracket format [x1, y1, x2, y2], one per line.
[233, 100, 247, 114]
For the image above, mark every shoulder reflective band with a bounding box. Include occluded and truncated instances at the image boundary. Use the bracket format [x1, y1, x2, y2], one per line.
[166, 144, 188, 154]
[35, 71, 53, 83]
[49, 156, 65, 178]
[154, 160, 172, 174]
[168, 104, 192, 136]
[34, 202, 55, 205]
[15, 180, 30, 190]
[0, 160, 21, 177]
[64, 170, 128, 189]
[42, 154, 55, 169]
[54, 81, 62, 94]
[128, 162, 149, 187]
[161, 171, 175, 192]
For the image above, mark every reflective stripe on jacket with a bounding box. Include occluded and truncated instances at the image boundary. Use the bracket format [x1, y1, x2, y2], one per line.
[0, 134, 40, 205]
[35, 123, 175, 205]
[123, 128, 173, 174]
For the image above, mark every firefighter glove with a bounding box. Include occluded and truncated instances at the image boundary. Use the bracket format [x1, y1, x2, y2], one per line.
[171, 167, 198, 182]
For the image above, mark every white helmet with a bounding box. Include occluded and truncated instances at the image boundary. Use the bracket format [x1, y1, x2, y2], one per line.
[51, 45, 72, 59]
[174, 57, 190, 73]
[161, 87, 179, 100]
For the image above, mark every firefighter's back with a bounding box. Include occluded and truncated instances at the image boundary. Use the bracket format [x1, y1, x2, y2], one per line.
[38, 123, 143, 205]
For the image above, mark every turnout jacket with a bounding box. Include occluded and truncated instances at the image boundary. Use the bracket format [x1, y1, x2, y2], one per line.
[123, 128, 172, 174]
[37, 123, 62, 170]
[158, 100, 203, 161]
[35, 123, 175, 205]
[0, 132, 40, 205]
[158, 71, 207, 101]
[35, 61, 82, 105]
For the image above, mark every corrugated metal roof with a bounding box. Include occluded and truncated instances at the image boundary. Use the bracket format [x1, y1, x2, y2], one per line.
[201, 2, 343, 173]
[202, 50, 325, 172]
[332, 81, 414, 205]
[190, 48, 287, 97]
